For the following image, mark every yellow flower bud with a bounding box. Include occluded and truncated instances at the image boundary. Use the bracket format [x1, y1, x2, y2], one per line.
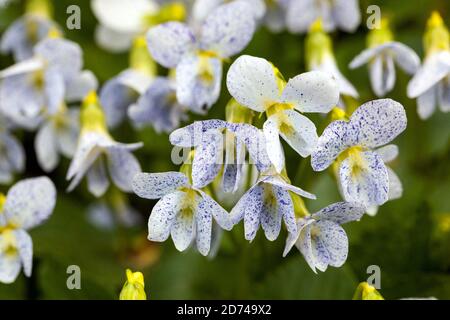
[119, 269, 147, 300]
[352, 282, 384, 300]
[424, 11, 449, 56]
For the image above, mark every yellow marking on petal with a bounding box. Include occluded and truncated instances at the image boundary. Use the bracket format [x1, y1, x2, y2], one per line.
[0, 230, 18, 257]
[47, 27, 61, 39]
[119, 269, 147, 300]
[179, 188, 198, 219]
[32, 69, 45, 90]
[424, 11, 450, 56]
[198, 53, 215, 85]
[266, 103, 293, 117]
[334, 146, 367, 179]
[0, 193, 6, 213]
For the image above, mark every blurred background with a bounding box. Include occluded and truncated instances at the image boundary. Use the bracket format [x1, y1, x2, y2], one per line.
[0, 0, 449, 299]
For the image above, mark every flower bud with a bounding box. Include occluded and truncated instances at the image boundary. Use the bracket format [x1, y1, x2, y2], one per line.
[119, 269, 147, 300]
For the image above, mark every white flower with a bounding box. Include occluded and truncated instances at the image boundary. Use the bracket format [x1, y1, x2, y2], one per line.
[311, 99, 407, 207]
[283, 202, 365, 273]
[0, 177, 56, 284]
[285, 0, 361, 34]
[169, 119, 270, 190]
[230, 170, 316, 242]
[227, 55, 339, 172]
[0, 37, 96, 129]
[66, 92, 143, 197]
[132, 171, 233, 256]
[305, 20, 358, 100]
[407, 12, 450, 119]
[0, 114, 25, 184]
[147, 1, 256, 112]
[349, 19, 420, 97]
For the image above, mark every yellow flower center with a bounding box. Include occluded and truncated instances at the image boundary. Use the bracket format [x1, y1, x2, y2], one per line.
[334, 146, 367, 179]
[424, 11, 450, 56]
[80, 91, 109, 134]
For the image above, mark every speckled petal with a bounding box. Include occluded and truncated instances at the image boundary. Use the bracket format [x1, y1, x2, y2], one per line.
[170, 119, 227, 147]
[297, 222, 318, 273]
[339, 150, 389, 207]
[314, 58, 359, 98]
[407, 51, 450, 98]
[283, 219, 313, 257]
[87, 158, 110, 197]
[263, 115, 285, 173]
[132, 172, 189, 200]
[192, 131, 223, 189]
[226, 55, 279, 112]
[148, 191, 185, 242]
[311, 120, 348, 172]
[0, 235, 21, 284]
[200, 1, 255, 58]
[44, 69, 65, 114]
[107, 147, 141, 193]
[195, 203, 213, 256]
[311, 202, 365, 224]
[278, 109, 318, 158]
[4, 176, 56, 230]
[0, 57, 43, 78]
[369, 54, 396, 97]
[2, 132, 25, 173]
[259, 184, 282, 241]
[349, 99, 407, 148]
[261, 174, 317, 200]
[375, 144, 398, 163]
[176, 54, 222, 113]
[35, 121, 59, 172]
[146, 22, 195, 69]
[314, 220, 348, 268]
[198, 190, 233, 231]
[281, 71, 339, 113]
[389, 42, 420, 75]
[286, 0, 317, 33]
[14, 229, 33, 277]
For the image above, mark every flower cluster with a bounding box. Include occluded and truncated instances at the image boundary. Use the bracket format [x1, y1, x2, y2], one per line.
[0, 0, 448, 288]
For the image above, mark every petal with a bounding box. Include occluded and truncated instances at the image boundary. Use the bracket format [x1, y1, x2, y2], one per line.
[230, 184, 264, 241]
[34, 38, 82, 82]
[261, 174, 317, 200]
[94, 24, 134, 53]
[107, 147, 142, 193]
[387, 167, 403, 200]
[296, 223, 318, 273]
[375, 144, 399, 163]
[315, 58, 359, 98]
[286, 0, 317, 33]
[228, 122, 271, 172]
[388, 42, 420, 75]
[0, 234, 21, 284]
[0, 57, 44, 78]
[191, 0, 223, 24]
[2, 132, 25, 172]
[339, 150, 389, 207]
[197, 191, 233, 230]
[44, 69, 65, 114]
[199, 1, 256, 58]
[192, 131, 223, 189]
[407, 51, 450, 98]
[14, 229, 33, 277]
[278, 109, 319, 157]
[417, 86, 437, 120]
[349, 99, 407, 148]
[176, 54, 222, 113]
[349, 45, 386, 69]
[146, 22, 195, 68]
[438, 77, 450, 112]
[87, 158, 110, 197]
[281, 71, 339, 113]
[132, 172, 189, 200]
[311, 201, 365, 224]
[260, 184, 284, 241]
[148, 191, 185, 242]
[169, 119, 227, 147]
[263, 115, 285, 173]
[314, 220, 349, 268]
[332, 0, 361, 32]
[226, 55, 280, 112]
[195, 204, 213, 256]
[65, 70, 99, 103]
[55, 109, 80, 158]
[369, 54, 396, 97]
[171, 201, 197, 252]
[128, 77, 184, 133]
[35, 122, 59, 172]
[91, 0, 156, 33]
[4, 176, 56, 230]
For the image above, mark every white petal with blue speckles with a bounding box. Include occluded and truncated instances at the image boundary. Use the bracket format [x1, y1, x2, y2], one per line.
[387, 167, 403, 200]
[339, 150, 389, 207]
[311, 202, 365, 224]
[197, 190, 233, 231]
[107, 147, 142, 193]
[171, 200, 197, 252]
[261, 175, 316, 200]
[132, 172, 189, 200]
[199, 1, 255, 58]
[4, 177, 56, 230]
[87, 158, 110, 197]
[192, 130, 223, 188]
[281, 71, 339, 113]
[375, 144, 399, 163]
[227, 55, 280, 112]
[263, 115, 285, 173]
[35, 122, 59, 173]
[170, 120, 227, 147]
[14, 229, 33, 277]
[146, 22, 195, 69]
[195, 203, 213, 256]
[0, 233, 21, 284]
[314, 220, 348, 268]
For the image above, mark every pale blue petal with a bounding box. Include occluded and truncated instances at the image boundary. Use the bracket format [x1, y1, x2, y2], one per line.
[332, 0, 361, 32]
[199, 1, 255, 58]
[146, 22, 195, 68]
[197, 190, 233, 231]
[311, 202, 365, 224]
[107, 147, 142, 193]
[375, 144, 398, 163]
[14, 229, 33, 277]
[192, 131, 223, 188]
[87, 158, 110, 197]
[195, 203, 213, 256]
[171, 203, 197, 252]
[169, 119, 227, 147]
[35, 122, 59, 172]
[314, 220, 349, 268]
[132, 172, 189, 200]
